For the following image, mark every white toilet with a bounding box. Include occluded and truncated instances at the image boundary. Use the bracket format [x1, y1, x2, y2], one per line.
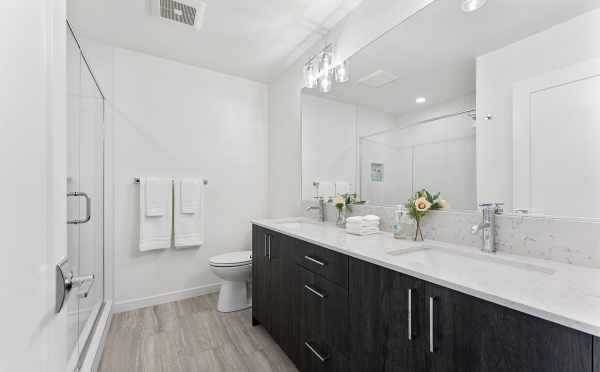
[209, 251, 252, 312]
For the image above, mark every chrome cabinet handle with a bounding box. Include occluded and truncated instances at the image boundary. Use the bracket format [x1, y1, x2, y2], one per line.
[304, 284, 326, 299]
[304, 255, 326, 267]
[304, 341, 329, 363]
[408, 289, 413, 340]
[67, 192, 91, 224]
[264, 234, 268, 257]
[429, 296, 435, 353]
[267, 234, 271, 261]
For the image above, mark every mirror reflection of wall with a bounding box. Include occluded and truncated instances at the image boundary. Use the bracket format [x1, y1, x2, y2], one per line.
[360, 95, 476, 209]
[301, 0, 600, 218]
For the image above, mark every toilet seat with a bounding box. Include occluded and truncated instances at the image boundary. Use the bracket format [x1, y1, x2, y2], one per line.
[209, 251, 252, 267]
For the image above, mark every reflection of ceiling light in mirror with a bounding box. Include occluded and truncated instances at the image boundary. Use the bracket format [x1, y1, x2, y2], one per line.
[461, 0, 487, 12]
[335, 60, 350, 83]
[304, 62, 317, 89]
[416, 97, 427, 104]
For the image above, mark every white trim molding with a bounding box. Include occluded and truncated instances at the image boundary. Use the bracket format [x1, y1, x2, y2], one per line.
[113, 283, 222, 314]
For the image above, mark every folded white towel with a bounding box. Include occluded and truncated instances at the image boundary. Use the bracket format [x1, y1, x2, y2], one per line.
[346, 216, 364, 223]
[180, 178, 202, 214]
[174, 178, 205, 248]
[139, 177, 173, 251]
[145, 177, 171, 217]
[364, 215, 381, 221]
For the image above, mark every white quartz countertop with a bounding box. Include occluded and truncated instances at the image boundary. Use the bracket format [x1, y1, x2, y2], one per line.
[252, 217, 600, 337]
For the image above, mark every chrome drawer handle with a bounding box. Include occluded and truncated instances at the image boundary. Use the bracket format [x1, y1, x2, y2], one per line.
[304, 341, 329, 363]
[408, 288, 413, 340]
[304, 255, 326, 267]
[429, 296, 436, 353]
[304, 284, 326, 299]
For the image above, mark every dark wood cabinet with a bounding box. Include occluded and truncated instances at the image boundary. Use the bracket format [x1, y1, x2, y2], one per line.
[427, 282, 593, 372]
[252, 224, 596, 372]
[349, 257, 427, 372]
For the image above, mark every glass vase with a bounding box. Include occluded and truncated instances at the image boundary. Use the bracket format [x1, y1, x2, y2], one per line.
[336, 208, 346, 227]
[414, 219, 424, 241]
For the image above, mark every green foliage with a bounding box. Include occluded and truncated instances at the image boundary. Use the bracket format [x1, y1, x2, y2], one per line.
[405, 188, 444, 221]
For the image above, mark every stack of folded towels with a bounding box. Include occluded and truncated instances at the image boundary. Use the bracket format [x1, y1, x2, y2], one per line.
[345, 215, 381, 236]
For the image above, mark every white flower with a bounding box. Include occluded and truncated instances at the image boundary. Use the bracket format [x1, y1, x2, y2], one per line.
[415, 197, 431, 212]
[334, 196, 344, 205]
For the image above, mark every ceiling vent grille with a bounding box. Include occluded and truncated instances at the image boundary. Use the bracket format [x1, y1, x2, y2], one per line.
[150, 0, 206, 30]
[357, 70, 399, 88]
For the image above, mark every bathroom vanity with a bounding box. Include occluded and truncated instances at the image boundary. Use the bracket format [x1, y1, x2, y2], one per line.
[251, 219, 600, 372]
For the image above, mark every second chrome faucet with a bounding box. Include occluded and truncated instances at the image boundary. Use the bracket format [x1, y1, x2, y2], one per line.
[472, 203, 503, 253]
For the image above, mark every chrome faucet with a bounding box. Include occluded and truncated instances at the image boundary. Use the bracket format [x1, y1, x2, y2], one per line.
[471, 203, 503, 253]
[306, 197, 327, 222]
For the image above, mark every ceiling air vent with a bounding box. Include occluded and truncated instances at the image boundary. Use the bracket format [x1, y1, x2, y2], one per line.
[357, 70, 399, 88]
[149, 0, 206, 30]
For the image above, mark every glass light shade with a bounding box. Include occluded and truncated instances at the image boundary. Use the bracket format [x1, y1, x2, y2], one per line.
[335, 60, 350, 83]
[304, 63, 317, 89]
[319, 50, 333, 73]
[319, 72, 332, 93]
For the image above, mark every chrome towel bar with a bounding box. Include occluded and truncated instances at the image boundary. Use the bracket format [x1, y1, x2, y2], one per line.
[134, 177, 208, 185]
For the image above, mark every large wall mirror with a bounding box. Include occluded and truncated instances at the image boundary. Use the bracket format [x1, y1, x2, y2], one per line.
[301, 0, 600, 218]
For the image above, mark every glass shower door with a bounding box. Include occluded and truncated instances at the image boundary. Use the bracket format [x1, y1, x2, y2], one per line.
[66, 28, 105, 369]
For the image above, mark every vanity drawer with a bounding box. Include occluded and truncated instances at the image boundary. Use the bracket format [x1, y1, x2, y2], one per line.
[292, 240, 348, 289]
[301, 268, 349, 359]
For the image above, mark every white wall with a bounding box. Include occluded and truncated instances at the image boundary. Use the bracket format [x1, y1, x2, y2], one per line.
[476, 9, 600, 210]
[77, 39, 269, 308]
[111, 48, 269, 307]
[269, 0, 434, 217]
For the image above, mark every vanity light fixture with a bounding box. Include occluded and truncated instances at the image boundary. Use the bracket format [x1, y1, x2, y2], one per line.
[416, 97, 427, 104]
[461, 0, 488, 12]
[335, 60, 350, 83]
[303, 44, 350, 92]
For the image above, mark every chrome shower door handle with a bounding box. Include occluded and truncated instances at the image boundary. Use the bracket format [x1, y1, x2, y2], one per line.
[67, 191, 91, 224]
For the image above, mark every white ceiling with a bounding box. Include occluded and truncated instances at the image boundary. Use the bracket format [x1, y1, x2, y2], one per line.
[67, 0, 363, 82]
[305, 0, 600, 115]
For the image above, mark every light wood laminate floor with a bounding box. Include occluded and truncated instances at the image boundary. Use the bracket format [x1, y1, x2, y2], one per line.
[98, 293, 299, 372]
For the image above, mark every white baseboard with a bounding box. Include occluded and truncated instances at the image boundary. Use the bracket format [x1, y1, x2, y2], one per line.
[113, 283, 222, 314]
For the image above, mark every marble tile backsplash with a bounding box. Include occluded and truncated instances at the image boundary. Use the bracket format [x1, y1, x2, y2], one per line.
[301, 201, 600, 269]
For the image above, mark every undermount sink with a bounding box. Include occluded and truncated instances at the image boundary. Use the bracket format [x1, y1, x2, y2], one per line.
[387, 245, 556, 275]
[273, 218, 320, 230]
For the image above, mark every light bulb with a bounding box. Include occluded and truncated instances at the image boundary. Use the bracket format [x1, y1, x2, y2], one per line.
[335, 60, 350, 83]
[304, 63, 317, 89]
[461, 0, 487, 12]
[319, 50, 333, 73]
[319, 73, 332, 93]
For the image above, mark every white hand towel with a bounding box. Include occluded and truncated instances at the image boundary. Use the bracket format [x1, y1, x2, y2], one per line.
[335, 181, 350, 195]
[317, 181, 335, 199]
[174, 178, 205, 248]
[346, 216, 364, 223]
[363, 215, 381, 221]
[139, 177, 173, 251]
[346, 220, 379, 229]
[145, 177, 171, 216]
[180, 178, 202, 214]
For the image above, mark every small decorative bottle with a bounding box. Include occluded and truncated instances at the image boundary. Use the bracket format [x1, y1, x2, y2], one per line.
[392, 205, 405, 239]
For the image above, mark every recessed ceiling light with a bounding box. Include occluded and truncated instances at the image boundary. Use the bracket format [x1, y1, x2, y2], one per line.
[461, 0, 487, 12]
[416, 97, 426, 104]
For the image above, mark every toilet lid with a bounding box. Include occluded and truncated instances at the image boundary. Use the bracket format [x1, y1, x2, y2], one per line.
[209, 251, 252, 267]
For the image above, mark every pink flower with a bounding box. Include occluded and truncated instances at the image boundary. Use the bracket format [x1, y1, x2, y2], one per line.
[415, 197, 431, 212]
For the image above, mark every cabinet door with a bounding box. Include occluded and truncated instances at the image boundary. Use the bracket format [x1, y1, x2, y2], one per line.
[348, 258, 427, 372]
[251, 225, 270, 328]
[594, 337, 600, 372]
[427, 283, 593, 372]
